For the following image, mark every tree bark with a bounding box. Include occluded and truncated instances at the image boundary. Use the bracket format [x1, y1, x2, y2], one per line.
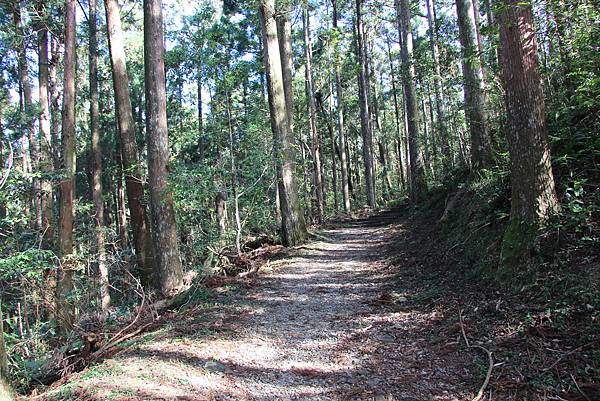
[276, 9, 294, 135]
[385, 36, 407, 192]
[303, 7, 325, 222]
[424, 0, 450, 165]
[144, 0, 184, 295]
[498, 0, 559, 272]
[226, 92, 242, 255]
[395, 0, 427, 200]
[56, 0, 77, 337]
[89, 0, 110, 316]
[356, 0, 376, 208]
[332, 0, 351, 213]
[13, 3, 41, 229]
[259, 0, 307, 246]
[456, 0, 490, 169]
[197, 66, 205, 162]
[105, 0, 155, 286]
[49, 34, 61, 170]
[37, 9, 54, 242]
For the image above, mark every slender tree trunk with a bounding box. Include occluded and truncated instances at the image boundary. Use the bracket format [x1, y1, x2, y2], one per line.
[144, 0, 184, 295]
[0, 302, 14, 401]
[115, 144, 129, 248]
[105, 0, 155, 285]
[396, 0, 427, 200]
[49, 34, 61, 170]
[356, 0, 376, 208]
[456, 0, 490, 169]
[226, 92, 242, 255]
[37, 13, 54, 242]
[197, 65, 205, 162]
[327, 83, 338, 213]
[424, 0, 450, 165]
[303, 7, 325, 222]
[13, 3, 41, 229]
[89, 0, 110, 316]
[385, 37, 407, 192]
[333, 0, 351, 213]
[498, 0, 559, 271]
[259, 0, 307, 246]
[57, 0, 77, 336]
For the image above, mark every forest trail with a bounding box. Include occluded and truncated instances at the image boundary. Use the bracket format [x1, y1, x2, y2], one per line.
[41, 210, 476, 401]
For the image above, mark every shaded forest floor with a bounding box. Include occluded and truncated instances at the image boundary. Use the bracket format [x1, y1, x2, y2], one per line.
[29, 209, 598, 401]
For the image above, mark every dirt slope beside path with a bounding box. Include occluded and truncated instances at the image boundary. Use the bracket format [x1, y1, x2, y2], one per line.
[34, 210, 474, 401]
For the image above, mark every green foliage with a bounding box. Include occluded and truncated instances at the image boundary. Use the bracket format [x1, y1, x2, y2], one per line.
[0, 249, 56, 281]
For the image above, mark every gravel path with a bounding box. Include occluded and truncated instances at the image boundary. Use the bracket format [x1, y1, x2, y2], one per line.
[47, 211, 474, 400]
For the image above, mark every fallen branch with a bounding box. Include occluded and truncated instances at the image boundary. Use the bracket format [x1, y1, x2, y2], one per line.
[459, 308, 494, 401]
[542, 340, 598, 372]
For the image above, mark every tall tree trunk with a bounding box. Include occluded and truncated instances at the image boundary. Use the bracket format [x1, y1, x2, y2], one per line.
[356, 0, 376, 208]
[332, 0, 351, 213]
[424, 0, 450, 165]
[56, 0, 77, 336]
[13, 3, 41, 229]
[303, 7, 325, 222]
[276, 9, 294, 135]
[0, 302, 14, 401]
[37, 10, 54, 242]
[498, 0, 559, 272]
[197, 66, 205, 162]
[327, 83, 338, 213]
[49, 34, 61, 170]
[396, 0, 427, 200]
[259, 0, 307, 246]
[115, 142, 129, 248]
[456, 0, 490, 169]
[144, 0, 184, 295]
[226, 92, 242, 255]
[105, 0, 155, 286]
[89, 0, 110, 316]
[385, 36, 407, 192]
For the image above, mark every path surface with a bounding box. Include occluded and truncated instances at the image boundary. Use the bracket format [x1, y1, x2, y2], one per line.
[48, 211, 474, 400]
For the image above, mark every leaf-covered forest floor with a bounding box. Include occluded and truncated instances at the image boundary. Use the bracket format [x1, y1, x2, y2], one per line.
[28, 209, 599, 401]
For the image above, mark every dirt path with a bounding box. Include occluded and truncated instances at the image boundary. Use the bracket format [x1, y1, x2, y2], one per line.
[42, 210, 476, 401]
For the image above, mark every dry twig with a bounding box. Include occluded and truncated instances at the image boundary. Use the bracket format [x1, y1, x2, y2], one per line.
[459, 308, 494, 401]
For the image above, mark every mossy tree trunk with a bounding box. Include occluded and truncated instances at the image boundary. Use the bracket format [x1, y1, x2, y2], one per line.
[498, 0, 559, 274]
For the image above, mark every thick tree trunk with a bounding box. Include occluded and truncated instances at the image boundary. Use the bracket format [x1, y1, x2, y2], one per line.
[303, 8, 325, 222]
[276, 10, 294, 134]
[144, 0, 184, 295]
[456, 0, 490, 169]
[259, 0, 307, 246]
[396, 0, 427, 200]
[332, 0, 351, 213]
[56, 0, 77, 337]
[105, 0, 155, 285]
[89, 0, 110, 316]
[356, 0, 376, 208]
[37, 14, 54, 242]
[498, 0, 559, 272]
